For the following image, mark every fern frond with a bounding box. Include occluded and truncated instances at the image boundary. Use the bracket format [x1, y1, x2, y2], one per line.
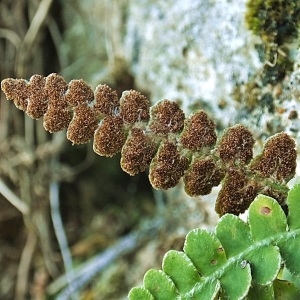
[129, 184, 300, 299]
[1, 74, 297, 215]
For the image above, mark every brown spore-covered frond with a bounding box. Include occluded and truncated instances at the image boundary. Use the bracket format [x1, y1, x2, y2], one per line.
[65, 79, 94, 106]
[120, 90, 150, 124]
[94, 84, 119, 116]
[149, 100, 185, 135]
[180, 110, 217, 151]
[250, 132, 297, 182]
[215, 168, 259, 216]
[43, 107, 72, 133]
[149, 142, 188, 190]
[1, 78, 29, 111]
[184, 156, 224, 196]
[67, 105, 98, 144]
[27, 75, 48, 119]
[1, 73, 298, 216]
[216, 124, 255, 165]
[44, 73, 68, 106]
[93, 116, 126, 157]
[121, 128, 157, 176]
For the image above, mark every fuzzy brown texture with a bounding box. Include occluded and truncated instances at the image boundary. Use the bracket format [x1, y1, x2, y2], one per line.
[149, 142, 188, 190]
[149, 100, 185, 135]
[1, 73, 298, 216]
[184, 156, 224, 196]
[65, 79, 94, 106]
[180, 111, 217, 151]
[44, 73, 68, 106]
[216, 124, 255, 165]
[121, 128, 157, 175]
[43, 107, 72, 133]
[93, 116, 126, 157]
[67, 105, 98, 144]
[1, 78, 29, 111]
[94, 84, 119, 116]
[215, 168, 259, 216]
[27, 75, 48, 119]
[250, 132, 296, 182]
[120, 90, 150, 124]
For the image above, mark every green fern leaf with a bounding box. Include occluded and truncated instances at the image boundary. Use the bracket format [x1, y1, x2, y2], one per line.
[248, 194, 287, 241]
[273, 279, 300, 300]
[128, 287, 155, 299]
[143, 269, 178, 299]
[183, 230, 227, 275]
[247, 282, 275, 299]
[216, 214, 252, 257]
[279, 267, 300, 289]
[162, 250, 201, 294]
[278, 235, 300, 276]
[278, 184, 300, 276]
[182, 279, 220, 299]
[287, 183, 300, 230]
[128, 184, 300, 299]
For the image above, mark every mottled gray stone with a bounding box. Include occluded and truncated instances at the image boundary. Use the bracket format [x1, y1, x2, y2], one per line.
[125, 0, 261, 125]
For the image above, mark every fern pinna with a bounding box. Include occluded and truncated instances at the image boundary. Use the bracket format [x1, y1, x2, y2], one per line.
[0, 73, 297, 215]
[129, 185, 300, 299]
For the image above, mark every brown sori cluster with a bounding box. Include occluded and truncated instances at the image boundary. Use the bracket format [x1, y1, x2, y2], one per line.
[148, 100, 185, 135]
[180, 111, 217, 151]
[94, 116, 126, 157]
[250, 133, 297, 182]
[27, 75, 48, 118]
[43, 74, 71, 133]
[1, 74, 297, 216]
[1, 77, 29, 111]
[215, 168, 259, 215]
[121, 128, 157, 175]
[215, 124, 255, 165]
[149, 142, 189, 190]
[120, 90, 150, 124]
[183, 156, 224, 196]
[93, 84, 119, 116]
